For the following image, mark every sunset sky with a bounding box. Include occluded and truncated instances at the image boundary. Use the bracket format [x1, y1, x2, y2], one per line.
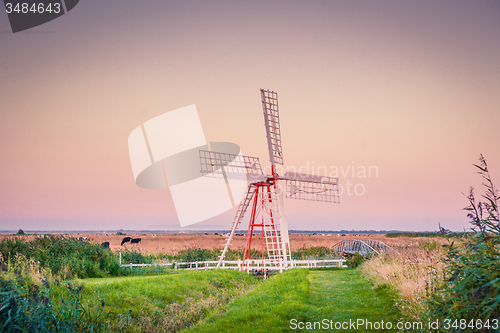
[1, 1, 499, 232]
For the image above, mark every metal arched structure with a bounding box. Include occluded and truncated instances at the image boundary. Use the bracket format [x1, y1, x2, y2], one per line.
[332, 239, 390, 256]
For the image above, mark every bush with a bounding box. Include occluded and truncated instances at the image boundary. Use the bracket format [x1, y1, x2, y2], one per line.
[16, 229, 25, 235]
[386, 232, 470, 238]
[428, 155, 500, 328]
[154, 248, 245, 262]
[176, 248, 221, 262]
[346, 252, 365, 268]
[0, 261, 105, 332]
[0, 235, 120, 279]
[119, 249, 153, 264]
[291, 246, 335, 259]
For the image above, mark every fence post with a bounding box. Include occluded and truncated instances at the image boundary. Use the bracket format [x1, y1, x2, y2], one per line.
[119, 252, 121, 265]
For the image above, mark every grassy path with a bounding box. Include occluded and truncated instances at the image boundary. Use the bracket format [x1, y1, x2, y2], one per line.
[302, 269, 401, 332]
[184, 269, 401, 332]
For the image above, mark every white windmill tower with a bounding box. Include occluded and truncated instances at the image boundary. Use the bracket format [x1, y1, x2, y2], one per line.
[199, 89, 340, 271]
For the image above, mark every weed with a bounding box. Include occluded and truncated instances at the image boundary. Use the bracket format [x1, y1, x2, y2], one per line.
[291, 246, 336, 259]
[80, 270, 259, 332]
[428, 155, 500, 329]
[360, 239, 447, 320]
[0, 235, 120, 279]
[346, 252, 366, 268]
[0, 259, 105, 332]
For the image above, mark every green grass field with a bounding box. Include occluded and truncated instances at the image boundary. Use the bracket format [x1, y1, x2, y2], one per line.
[59, 270, 260, 332]
[68, 268, 400, 332]
[0, 237, 402, 332]
[183, 269, 400, 333]
[46, 267, 400, 332]
[4, 265, 401, 332]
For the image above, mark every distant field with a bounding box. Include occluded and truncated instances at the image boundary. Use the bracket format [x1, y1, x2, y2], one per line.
[0, 233, 447, 255]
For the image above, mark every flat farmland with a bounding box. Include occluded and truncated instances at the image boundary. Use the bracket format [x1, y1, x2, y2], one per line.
[0, 233, 439, 255]
[0, 233, 455, 332]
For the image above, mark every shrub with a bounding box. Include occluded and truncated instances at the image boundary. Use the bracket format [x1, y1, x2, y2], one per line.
[346, 252, 365, 268]
[428, 155, 500, 327]
[291, 246, 335, 259]
[0, 259, 105, 332]
[386, 232, 470, 238]
[177, 248, 221, 262]
[0, 235, 120, 279]
[156, 248, 246, 262]
[120, 249, 153, 264]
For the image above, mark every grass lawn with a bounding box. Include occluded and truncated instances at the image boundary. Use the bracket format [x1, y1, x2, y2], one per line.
[303, 269, 401, 332]
[47, 268, 400, 332]
[53, 270, 260, 332]
[184, 268, 401, 332]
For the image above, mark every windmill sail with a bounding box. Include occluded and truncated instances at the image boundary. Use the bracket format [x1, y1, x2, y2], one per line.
[199, 149, 266, 182]
[261, 89, 284, 168]
[284, 171, 340, 203]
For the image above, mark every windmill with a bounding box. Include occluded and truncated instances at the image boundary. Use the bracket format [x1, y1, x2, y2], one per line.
[199, 89, 340, 271]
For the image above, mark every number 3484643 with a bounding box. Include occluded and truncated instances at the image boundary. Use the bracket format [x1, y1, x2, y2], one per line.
[5, 3, 61, 14]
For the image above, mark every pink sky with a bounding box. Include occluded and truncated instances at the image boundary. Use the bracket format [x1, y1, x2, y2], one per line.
[1, 1, 499, 231]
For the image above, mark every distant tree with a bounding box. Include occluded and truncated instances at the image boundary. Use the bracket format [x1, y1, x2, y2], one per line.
[16, 229, 25, 235]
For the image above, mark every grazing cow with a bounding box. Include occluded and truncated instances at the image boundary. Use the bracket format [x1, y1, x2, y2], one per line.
[131, 238, 141, 244]
[121, 237, 133, 246]
[101, 241, 110, 248]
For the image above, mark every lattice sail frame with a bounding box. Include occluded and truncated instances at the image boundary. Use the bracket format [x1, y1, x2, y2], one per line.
[199, 150, 263, 180]
[284, 171, 340, 203]
[261, 89, 284, 168]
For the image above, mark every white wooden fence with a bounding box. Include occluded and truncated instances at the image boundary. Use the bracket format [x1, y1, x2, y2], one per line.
[120, 257, 347, 273]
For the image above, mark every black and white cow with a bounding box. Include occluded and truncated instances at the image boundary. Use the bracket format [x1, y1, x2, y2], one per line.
[121, 237, 133, 246]
[130, 238, 141, 244]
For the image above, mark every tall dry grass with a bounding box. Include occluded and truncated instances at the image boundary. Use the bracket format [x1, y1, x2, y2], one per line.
[0, 253, 51, 285]
[0, 233, 419, 255]
[360, 238, 449, 320]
